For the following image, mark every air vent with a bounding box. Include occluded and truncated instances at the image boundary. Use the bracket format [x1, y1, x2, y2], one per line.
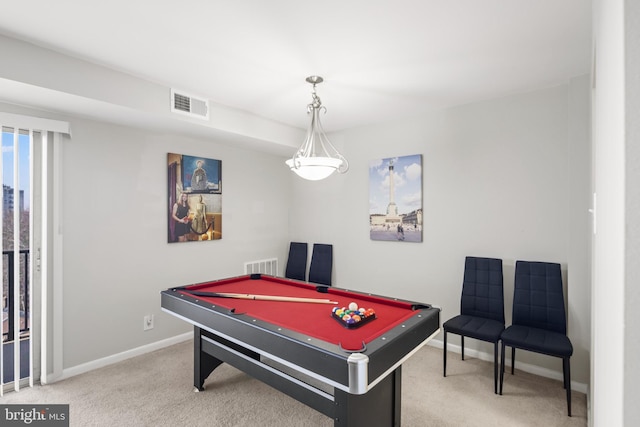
[171, 89, 210, 120]
[244, 258, 279, 276]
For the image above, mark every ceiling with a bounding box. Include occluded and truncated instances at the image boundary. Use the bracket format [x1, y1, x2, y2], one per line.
[0, 1, 591, 135]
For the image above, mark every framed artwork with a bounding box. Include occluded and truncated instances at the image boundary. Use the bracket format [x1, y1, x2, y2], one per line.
[369, 154, 422, 242]
[181, 154, 222, 193]
[167, 153, 222, 243]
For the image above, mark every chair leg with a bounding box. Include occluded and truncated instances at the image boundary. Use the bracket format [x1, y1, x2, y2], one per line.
[493, 341, 499, 394]
[563, 357, 572, 417]
[443, 331, 447, 377]
[461, 335, 465, 360]
[511, 346, 515, 375]
[499, 341, 506, 395]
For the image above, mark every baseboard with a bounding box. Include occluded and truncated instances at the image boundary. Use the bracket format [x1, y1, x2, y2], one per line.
[52, 333, 588, 397]
[56, 332, 193, 382]
[430, 339, 588, 395]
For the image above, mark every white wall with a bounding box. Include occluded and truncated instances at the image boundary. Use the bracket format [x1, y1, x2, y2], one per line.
[591, 0, 639, 425]
[624, 1, 640, 424]
[1, 74, 592, 391]
[0, 33, 303, 157]
[47, 114, 293, 368]
[0, 31, 594, 393]
[290, 78, 591, 387]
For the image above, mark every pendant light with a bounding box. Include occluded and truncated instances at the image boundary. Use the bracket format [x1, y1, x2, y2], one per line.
[285, 76, 348, 180]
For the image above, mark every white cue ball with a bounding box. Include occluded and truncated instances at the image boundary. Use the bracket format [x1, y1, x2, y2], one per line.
[348, 302, 358, 311]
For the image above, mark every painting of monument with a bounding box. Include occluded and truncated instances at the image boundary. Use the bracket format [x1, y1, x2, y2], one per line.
[369, 154, 422, 242]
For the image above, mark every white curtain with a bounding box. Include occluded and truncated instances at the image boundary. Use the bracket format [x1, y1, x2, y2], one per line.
[0, 111, 69, 394]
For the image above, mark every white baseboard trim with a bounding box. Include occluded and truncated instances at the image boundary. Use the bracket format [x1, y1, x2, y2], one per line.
[430, 339, 588, 395]
[57, 332, 193, 382]
[52, 333, 587, 397]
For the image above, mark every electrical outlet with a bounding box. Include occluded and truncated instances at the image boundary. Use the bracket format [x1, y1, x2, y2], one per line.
[143, 314, 154, 331]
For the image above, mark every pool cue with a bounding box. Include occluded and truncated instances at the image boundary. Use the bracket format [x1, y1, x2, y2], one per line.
[187, 290, 338, 304]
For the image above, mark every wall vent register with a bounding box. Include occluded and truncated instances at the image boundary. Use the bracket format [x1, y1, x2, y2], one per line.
[171, 89, 209, 120]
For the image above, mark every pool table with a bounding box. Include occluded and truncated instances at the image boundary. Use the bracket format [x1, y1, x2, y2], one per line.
[161, 274, 440, 427]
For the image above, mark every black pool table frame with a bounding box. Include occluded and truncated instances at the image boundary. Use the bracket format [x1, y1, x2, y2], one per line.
[161, 281, 440, 427]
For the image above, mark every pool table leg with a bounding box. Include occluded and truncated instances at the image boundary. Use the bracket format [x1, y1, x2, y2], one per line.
[333, 366, 401, 427]
[194, 326, 223, 391]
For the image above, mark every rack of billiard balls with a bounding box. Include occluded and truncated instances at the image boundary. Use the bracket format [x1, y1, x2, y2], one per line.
[332, 302, 376, 329]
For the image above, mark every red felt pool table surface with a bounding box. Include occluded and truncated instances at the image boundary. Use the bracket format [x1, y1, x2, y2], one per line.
[178, 275, 420, 351]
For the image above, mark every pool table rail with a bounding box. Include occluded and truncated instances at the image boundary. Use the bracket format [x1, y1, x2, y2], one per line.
[160, 276, 440, 427]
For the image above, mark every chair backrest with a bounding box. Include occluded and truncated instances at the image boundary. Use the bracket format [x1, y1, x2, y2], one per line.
[308, 243, 333, 286]
[512, 261, 566, 334]
[460, 256, 505, 323]
[285, 242, 307, 281]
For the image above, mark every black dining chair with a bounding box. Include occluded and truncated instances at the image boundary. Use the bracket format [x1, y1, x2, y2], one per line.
[443, 256, 505, 393]
[284, 242, 308, 281]
[499, 260, 573, 416]
[308, 243, 333, 286]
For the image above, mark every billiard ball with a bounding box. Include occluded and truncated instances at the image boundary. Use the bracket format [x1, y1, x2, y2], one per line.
[348, 302, 358, 311]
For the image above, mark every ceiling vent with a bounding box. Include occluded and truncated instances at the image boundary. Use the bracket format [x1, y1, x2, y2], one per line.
[171, 89, 209, 120]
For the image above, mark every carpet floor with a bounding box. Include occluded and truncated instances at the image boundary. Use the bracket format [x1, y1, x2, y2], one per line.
[0, 341, 587, 426]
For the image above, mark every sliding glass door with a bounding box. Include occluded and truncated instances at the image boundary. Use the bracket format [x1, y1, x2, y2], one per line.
[1, 127, 34, 392]
[0, 112, 69, 393]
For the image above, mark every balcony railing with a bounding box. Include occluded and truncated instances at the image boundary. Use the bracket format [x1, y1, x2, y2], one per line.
[2, 249, 30, 343]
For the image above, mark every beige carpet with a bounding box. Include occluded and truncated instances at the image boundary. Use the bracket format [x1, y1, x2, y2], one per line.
[0, 342, 587, 426]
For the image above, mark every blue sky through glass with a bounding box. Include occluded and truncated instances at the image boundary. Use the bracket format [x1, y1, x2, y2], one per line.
[2, 131, 31, 210]
[369, 154, 422, 216]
